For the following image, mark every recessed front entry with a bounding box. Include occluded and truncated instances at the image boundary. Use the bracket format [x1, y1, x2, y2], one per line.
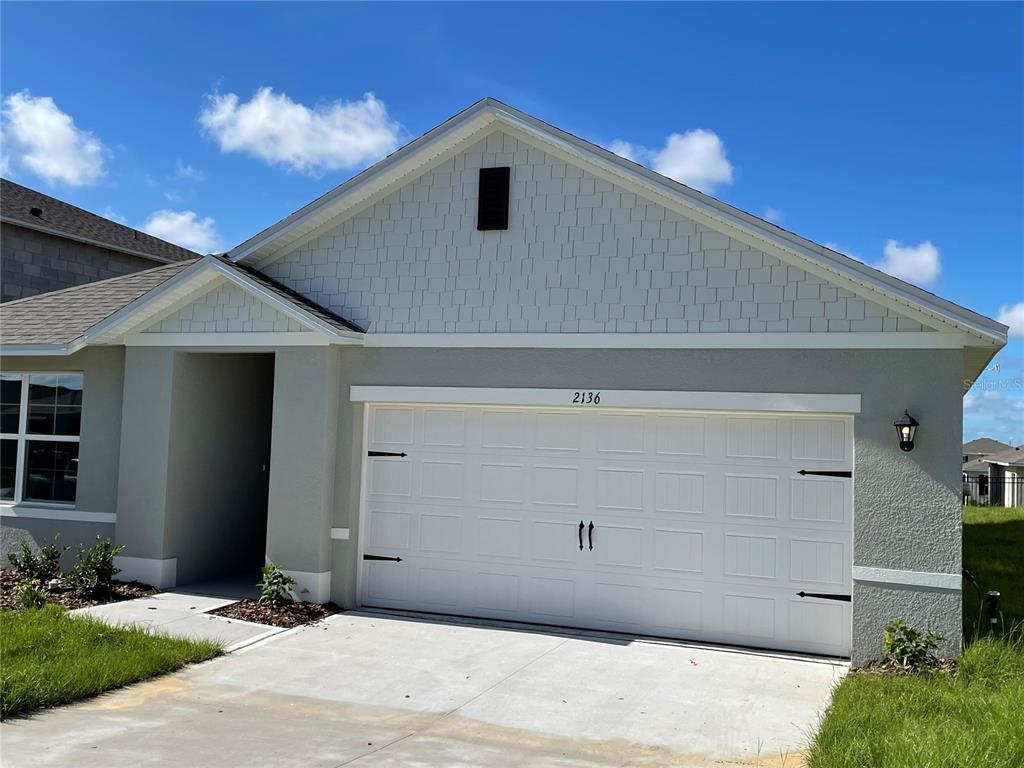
[358, 401, 853, 657]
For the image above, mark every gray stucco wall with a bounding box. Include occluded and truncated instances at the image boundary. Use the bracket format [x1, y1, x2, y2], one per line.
[1, 518, 114, 572]
[1, 223, 159, 302]
[324, 346, 963, 664]
[163, 353, 274, 584]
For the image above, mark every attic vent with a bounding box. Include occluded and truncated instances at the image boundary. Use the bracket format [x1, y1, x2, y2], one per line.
[30, 207, 43, 218]
[477, 167, 510, 231]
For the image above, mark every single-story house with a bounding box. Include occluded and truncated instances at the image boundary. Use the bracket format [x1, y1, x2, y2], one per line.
[0, 98, 1008, 664]
[1, 178, 199, 303]
[961, 438, 1012, 504]
[980, 446, 1024, 508]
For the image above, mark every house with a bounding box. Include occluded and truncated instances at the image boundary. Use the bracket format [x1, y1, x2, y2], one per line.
[0, 178, 198, 302]
[0, 98, 1008, 665]
[962, 437, 1012, 504]
[980, 446, 1024, 507]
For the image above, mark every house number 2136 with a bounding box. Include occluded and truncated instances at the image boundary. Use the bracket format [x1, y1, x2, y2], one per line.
[572, 391, 601, 405]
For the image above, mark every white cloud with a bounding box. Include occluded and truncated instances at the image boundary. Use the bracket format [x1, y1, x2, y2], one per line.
[997, 302, 1024, 336]
[198, 88, 401, 175]
[101, 207, 127, 225]
[141, 209, 219, 253]
[762, 207, 783, 224]
[1, 90, 106, 186]
[608, 129, 734, 194]
[175, 160, 205, 181]
[872, 239, 941, 286]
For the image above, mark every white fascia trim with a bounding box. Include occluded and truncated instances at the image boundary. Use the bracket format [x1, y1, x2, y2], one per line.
[0, 504, 115, 524]
[363, 332, 970, 350]
[853, 566, 961, 591]
[0, 342, 82, 357]
[282, 569, 331, 603]
[124, 331, 330, 348]
[330, 527, 351, 540]
[114, 556, 177, 589]
[351, 386, 861, 414]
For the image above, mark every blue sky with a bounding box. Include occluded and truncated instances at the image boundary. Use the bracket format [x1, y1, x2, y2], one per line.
[2, 2, 1021, 442]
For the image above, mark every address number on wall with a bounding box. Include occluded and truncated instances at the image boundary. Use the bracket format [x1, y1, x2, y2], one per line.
[571, 391, 601, 405]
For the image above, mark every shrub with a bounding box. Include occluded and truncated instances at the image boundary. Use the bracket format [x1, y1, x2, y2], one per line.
[7, 535, 68, 581]
[12, 578, 47, 609]
[66, 537, 125, 596]
[257, 563, 296, 606]
[882, 619, 944, 672]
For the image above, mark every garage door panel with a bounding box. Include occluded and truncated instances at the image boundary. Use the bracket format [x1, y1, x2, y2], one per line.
[361, 403, 852, 657]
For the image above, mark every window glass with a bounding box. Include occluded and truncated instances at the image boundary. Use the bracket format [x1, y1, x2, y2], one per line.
[27, 374, 83, 437]
[0, 439, 16, 500]
[0, 374, 21, 434]
[23, 440, 79, 503]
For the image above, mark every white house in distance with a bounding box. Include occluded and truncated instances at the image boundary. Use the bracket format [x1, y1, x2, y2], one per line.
[0, 98, 1009, 665]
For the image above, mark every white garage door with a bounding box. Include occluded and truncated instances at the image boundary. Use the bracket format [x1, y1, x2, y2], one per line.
[358, 402, 853, 657]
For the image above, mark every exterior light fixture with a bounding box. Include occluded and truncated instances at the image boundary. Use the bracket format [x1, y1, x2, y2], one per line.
[893, 410, 919, 452]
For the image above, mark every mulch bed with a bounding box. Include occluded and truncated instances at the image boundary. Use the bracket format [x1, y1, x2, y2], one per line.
[0, 569, 155, 611]
[209, 599, 340, 628]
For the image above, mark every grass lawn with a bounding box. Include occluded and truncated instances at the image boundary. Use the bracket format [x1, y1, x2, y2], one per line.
[0, 605, 221, 719]
[962, 505, 1024, 634]
[807, 506, 1024, 768]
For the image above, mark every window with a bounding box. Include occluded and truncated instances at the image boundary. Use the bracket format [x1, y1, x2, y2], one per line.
[0, 373, 82, 504]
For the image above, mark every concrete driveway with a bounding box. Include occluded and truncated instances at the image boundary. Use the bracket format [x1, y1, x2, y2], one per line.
[0, 611, 845, 767]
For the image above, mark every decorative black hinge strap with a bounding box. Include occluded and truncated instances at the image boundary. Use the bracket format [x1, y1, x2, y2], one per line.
[368, 450, 407, 458]
[797, 470, 852, 478]
[796, 591, 851, 602]
[363, 554, 403, 562]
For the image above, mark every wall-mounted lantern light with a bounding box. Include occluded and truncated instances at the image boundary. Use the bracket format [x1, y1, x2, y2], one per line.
[893, 410, 919, 452]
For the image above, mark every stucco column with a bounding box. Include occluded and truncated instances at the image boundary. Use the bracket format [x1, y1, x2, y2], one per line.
[265, 346, 339, 601]
[113, 347, 177, 587]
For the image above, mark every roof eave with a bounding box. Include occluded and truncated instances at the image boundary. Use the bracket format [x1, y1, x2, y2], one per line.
[1, 215, 188, 265]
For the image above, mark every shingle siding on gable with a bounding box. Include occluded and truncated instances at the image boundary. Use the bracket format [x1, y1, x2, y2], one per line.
[142, 282, 305, 334]
[262, 131, 930, 334]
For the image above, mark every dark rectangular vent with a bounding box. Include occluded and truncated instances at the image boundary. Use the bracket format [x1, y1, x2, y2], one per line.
[477, 167, 510, 231]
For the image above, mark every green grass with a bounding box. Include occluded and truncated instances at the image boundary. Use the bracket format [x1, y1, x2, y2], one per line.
[0, 605, 221, 719]
[807, 506, 1024, 767]
[963, 505, 1024, 635]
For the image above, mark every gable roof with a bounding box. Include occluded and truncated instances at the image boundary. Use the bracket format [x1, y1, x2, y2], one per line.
[0, 256, 362, 354]
[0, 260, 196, 352]
[963, 437, 1013, 455]
[227, 98, 1006, 349]
[1, 178, 199, 264]
[982, 445, 1024, 467]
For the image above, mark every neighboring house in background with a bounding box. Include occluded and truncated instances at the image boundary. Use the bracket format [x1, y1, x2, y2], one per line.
[980, 446, 1024, 508]
[0, 179, 198, 303]
[0, 99, 1009, 666]
[961, 437, 1012, 504]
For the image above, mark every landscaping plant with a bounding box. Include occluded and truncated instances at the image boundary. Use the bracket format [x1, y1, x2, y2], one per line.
[257, 562, 296, 606]
[66, 537, 125, 597]
[12, 579, 46, 610]
[7, 536, 68, 582]
[881, 619, 944, 672]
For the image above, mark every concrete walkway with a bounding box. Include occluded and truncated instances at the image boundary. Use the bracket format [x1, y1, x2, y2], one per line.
[75, 592, 284, 651]
[0, 610, 846, 767]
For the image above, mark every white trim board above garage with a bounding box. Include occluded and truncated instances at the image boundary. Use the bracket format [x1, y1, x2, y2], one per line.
[351, 386, 862, 414]
[227, 98, 1006, 349]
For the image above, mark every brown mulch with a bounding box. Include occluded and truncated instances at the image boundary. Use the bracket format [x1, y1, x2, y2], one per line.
[209, 599, 340, 628]
[0, 569, 155, 611]
[856, 658, 958, 675]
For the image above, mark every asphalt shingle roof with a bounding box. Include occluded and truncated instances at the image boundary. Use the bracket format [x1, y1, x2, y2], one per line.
[963, 437, 1012, 455]
[0, 257, 363, 347]
[981, 445, 1024, 466]
[0, 260, 197, 345]
[1, 178, 200, 264]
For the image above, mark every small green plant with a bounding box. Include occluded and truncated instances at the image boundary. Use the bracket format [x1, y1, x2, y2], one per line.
[66, 537, 125, 596]
[882, 619, 944, 672]
[12, 578, 47, 609]
[257, 563, 296, 606]
[7, 535, 69, 581]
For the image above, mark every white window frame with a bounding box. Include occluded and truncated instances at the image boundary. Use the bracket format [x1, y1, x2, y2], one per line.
[0, 372, 83, 508]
